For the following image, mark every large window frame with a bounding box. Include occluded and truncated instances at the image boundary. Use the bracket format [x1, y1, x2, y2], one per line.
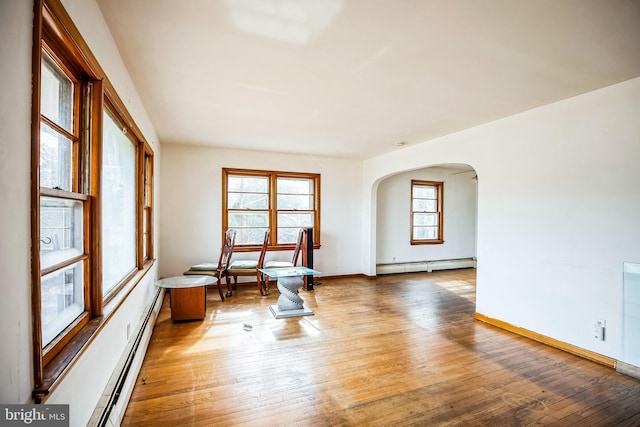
[410, 180, 444, 244]
[31, 0, 154, 402]
[222, 168, 320, 251]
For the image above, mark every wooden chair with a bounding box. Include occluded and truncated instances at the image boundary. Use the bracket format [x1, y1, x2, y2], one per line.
[183, 229, 236, 301]
[261, 228, 304, 293]
[228, 230, 271, 296]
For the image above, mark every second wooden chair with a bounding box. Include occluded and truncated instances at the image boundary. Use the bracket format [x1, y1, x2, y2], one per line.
[228, 229, 271, 296]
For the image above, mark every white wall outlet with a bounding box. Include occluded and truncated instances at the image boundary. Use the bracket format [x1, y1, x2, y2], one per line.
[594, 319, 606, 341]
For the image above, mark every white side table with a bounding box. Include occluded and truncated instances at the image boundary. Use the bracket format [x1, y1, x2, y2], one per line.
[260, 267, 320, 319]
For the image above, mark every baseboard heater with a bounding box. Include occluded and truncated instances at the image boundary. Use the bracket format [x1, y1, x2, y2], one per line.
[90, 287, 164, 427]
[376, 258, 476, 275]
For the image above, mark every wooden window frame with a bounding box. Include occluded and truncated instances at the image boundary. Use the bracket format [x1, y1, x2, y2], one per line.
[222, 168, 321, 251]
[31, 0, 155, 402]
[410, 180, 444, 245]
[140, 145, 154, 264]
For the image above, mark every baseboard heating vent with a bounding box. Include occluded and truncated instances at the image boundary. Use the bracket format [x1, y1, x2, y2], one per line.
[376, 258, 476, 275]
[89, 287, 164, 427]
[617, 361, 640, 380]
[619, 262, 640, 379]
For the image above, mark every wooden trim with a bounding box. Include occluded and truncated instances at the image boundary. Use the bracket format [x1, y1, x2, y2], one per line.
[222, 168, 321, 248]
[40, 254, 87, 276]
[90, 79, 103, 317]
[41, 115, 77, 142]
[474, 312, 616, 368]
[315, 273, 373, 281]
[142, 144, 154, 262]
[410, 180, 444, 245]
[43, 0, 103, 80]
[31, 0, 45, 390]
[39, 187, 88, 200]
[42, 312, 89, 367]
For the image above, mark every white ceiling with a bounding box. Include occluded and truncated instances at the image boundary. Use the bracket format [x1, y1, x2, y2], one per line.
[97, 0, 640, 160]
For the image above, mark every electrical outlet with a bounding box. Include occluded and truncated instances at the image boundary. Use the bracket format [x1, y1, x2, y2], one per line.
[594, 318, 605, 341]
[126, 323, 131, 340]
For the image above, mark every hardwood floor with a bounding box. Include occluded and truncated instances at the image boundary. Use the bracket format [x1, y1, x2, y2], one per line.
[122, 269, 640, 426]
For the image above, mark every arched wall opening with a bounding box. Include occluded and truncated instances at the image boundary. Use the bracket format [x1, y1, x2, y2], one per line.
[375, 163, 478, 275]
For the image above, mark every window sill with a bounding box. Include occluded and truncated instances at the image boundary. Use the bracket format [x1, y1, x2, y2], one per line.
[411, 240, 444, 245]
[33, 259, 155, 403]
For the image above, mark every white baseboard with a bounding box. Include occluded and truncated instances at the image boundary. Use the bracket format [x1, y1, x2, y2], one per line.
[376, 258, 476, 275]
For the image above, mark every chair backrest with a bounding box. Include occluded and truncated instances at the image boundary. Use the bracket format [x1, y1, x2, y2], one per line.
[291, 228, 304, 266]
[218, 229, 236, 272]
[257, 229, 271, 267]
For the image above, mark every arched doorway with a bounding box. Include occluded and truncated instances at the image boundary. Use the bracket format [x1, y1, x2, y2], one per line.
[375, 162, 478, 277]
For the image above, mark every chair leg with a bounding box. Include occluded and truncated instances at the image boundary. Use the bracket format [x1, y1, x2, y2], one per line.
[225, 274, 233, 297]
[257, 272, 268, 296]
[216, 281, 225, 301]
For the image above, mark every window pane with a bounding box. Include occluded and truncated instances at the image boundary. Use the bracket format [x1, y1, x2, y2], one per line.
[228, 211, 269, 228]
[143, 155, 151, 206]
[235, 227, 269, 245]
[143, 233, 148, 260]
[228, 193, 268, 209]
[40, 122, 72, 191]
[278, 212, 313, 227]
[413, 185, 436, 199]
[413, 226, 438, 240]
[40, 197, 83, 270]
[413, 199, 437, 212]
[228, 176, 268, 193]
[41, 261, 84, 346]
[102, 111, 136, 295]
[41, 53, 73, 132]
[278, 228, 302, 244]
[277, 194, 313, 210]
[414, 213, 438, 226]
[277, 177, 312, 194]
[143, 208, 150, 259]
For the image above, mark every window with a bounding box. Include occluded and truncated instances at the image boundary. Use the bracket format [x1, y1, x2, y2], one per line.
[31, 0, 154, 401]
[141, 148, 154, 263]
[411, 180, 443, 244]
[102, 107, 137, 296]
[37, 41, 90, 365]
[223, 169, 320, 249]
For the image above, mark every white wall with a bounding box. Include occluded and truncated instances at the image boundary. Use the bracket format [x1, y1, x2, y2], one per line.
[0, 2, 162, 424]
[0, 0, 36, 404]
[363, 77, 640, 363]
[376, 166, 477, 264]
[160, 144, 363, 279]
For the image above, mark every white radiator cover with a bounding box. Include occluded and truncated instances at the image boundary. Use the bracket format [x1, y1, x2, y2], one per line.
[88, 288, 164, 427]
[619, 262, 640, 377]
[376, 258, 476, 275]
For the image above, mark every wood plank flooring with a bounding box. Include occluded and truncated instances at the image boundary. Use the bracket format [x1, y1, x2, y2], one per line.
[122, 269, 640, 426]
